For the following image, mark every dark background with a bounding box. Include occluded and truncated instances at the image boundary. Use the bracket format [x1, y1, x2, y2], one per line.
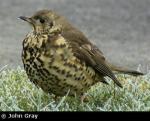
[0, 0, 150, 72]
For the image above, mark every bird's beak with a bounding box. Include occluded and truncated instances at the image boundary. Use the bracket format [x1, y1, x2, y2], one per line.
[18, 16, 33, 24]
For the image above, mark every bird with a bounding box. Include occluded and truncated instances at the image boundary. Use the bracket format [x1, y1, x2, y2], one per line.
[19, 10, 144, 101]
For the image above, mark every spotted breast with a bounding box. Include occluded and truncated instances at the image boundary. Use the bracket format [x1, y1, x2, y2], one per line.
[22, 32, 101, 97]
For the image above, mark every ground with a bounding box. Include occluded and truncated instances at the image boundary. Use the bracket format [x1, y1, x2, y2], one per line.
[0, 68, 150, 111]
[0, 0, 150, 73]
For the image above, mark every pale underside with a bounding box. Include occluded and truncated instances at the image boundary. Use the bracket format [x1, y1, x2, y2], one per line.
[22, 33, 102, 97]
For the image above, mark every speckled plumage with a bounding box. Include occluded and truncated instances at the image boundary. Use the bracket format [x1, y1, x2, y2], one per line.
[22, 32, 101, 96]
[20, 10, 143, 99]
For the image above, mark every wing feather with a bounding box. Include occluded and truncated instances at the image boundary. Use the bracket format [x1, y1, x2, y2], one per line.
[61, 27, 122, 87]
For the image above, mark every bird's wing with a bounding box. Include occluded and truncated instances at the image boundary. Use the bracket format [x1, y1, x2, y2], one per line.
[62, 29, 122, 88]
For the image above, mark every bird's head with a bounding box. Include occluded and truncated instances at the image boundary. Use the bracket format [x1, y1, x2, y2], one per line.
[19, 10, 62, 35]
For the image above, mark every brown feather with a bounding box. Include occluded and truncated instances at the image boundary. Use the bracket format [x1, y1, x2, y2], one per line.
[60, 27, 123, 87]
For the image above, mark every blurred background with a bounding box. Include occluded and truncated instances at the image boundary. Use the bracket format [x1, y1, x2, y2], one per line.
[0, 0, 150, 72]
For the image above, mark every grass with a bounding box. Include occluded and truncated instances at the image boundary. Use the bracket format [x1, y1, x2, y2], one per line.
[0, 66, 150, 111]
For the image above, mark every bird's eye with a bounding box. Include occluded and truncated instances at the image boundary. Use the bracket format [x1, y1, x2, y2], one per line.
[39, 18, 45, 23]
[34, 16, 45, 23]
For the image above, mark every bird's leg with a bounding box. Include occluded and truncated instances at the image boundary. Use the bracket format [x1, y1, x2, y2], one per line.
[52, 95, 60, 102]
[113, 82, 116, 99]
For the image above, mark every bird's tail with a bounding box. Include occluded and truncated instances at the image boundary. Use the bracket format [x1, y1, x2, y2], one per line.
[107, 63, 144, 76]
